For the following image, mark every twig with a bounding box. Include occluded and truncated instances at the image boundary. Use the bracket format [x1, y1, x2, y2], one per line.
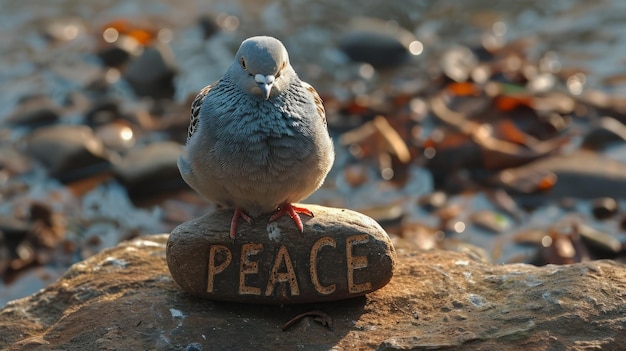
[282, 310, 333, 331]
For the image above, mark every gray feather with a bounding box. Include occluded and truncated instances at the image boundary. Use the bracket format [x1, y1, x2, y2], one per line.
[179, 36, 334, 217]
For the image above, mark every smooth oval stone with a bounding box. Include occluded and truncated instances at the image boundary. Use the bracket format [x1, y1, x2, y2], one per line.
[114, 141, 185, 198]
[167, 204, 396, 304]
[22, 125, 111, 183]
[591, 197, 618, 220]
[123, 44, 177, 99]
[7, 107, 59, 128]
[7, 95, 60, 129]
[339, 30, 410, 68]
[337, 18, 416, 69]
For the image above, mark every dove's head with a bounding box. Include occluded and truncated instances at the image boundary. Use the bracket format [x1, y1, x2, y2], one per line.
[230, 36, 294, 100]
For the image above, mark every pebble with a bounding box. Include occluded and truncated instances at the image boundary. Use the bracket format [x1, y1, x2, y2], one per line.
[591, 197, 618, 220]
[578, 224, 622, 254]
[339, 31, 410, 68]
[581, 117, 626, 151]
[7, 95, 61, 129]
[97, 44, 132, 68]
[114, 141, 185, 198]
[418, 191, 447, 212]
[470, 210, 510, 233]
[198, 15, 220, 39]
[84, 99, 124, 127]
[441, 46, 478, 83]
[123, 43, 177, 99]
[94, 121, 136, 151]
[6, 108, 59, 129]
[21, 125, 112, 183]
[0, 215, 30, 242]
[0, 238, 8, 276]
[167, 204, 396, 304]
[338, 17, 416, 68]
[620, 215, 626, 231]
[497, 151, 626, 199]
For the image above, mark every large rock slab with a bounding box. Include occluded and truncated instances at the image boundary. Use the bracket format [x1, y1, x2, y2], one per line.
[1, 235, 625, 350]
[167, 205, 397, 304]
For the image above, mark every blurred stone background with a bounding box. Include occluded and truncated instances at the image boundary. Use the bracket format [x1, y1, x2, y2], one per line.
[2, 0, 626, 306]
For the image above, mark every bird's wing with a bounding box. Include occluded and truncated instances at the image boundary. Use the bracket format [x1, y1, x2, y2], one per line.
[302, 81, 327, 127]
[187, 83, 214, 141]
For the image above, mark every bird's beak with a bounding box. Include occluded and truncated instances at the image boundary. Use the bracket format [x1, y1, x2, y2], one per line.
[255, 74, 275, 100]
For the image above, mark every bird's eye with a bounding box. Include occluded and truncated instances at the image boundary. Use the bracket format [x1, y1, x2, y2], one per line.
[240, 57, 246, 69]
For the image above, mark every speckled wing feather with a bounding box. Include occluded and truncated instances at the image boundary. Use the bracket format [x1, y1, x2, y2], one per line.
[188, 84, 214, 140]
[302, 81, 326, 127]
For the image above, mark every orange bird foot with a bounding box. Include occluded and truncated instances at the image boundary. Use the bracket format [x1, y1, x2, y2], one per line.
[230, 207, 253, 239]
[269, 203, 313, 233]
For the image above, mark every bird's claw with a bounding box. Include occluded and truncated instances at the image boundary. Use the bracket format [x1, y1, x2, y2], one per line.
[230, 208, 253, 239]
[269, 203, 313, 233]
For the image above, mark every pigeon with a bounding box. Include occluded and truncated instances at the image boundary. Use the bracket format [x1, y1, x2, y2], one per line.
[178, 36, 334, 239]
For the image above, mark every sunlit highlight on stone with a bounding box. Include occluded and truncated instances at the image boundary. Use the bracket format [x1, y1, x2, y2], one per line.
[454, 221, 466, 233]
[409, 41, 423, 56]
[103, 27, 119, 43]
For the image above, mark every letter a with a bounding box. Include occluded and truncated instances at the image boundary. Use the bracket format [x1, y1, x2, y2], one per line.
[266, 245, 300, 296]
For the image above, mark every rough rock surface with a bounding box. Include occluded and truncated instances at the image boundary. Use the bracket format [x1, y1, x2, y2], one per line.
[167, 205, 396, 304]
[1, 234, 625, 350]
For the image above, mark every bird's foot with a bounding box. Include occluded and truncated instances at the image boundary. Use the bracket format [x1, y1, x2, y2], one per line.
[269, 203, 313, 233]
[230, 208, 253, 239]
